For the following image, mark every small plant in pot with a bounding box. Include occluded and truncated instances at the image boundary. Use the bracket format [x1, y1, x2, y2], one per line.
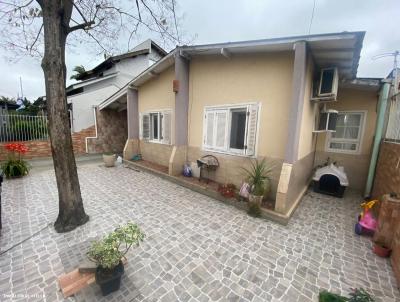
[103, 152, 116, 167]
[242, 158, 272, 206]
[1, 143, 30, 178]
[218, 183, 236, 198]
[87, 222, 145, 296]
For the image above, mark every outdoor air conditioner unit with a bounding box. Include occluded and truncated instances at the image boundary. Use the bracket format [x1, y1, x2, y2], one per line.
[311, 67, 339, 102]
[313, 109, 338, 133]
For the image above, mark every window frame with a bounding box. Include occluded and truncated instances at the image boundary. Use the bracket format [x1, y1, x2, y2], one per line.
[150, 112, 161, 142]
[140, 109, 172, 145]
[325, 110, 367, 154]
[202, 102, 260, 157]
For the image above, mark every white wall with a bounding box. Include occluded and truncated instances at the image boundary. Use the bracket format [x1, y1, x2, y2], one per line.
[69, 84, 120, 132]
[68, 54, 154, 132]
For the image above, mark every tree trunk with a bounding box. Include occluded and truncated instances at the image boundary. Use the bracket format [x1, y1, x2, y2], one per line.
[40, 1, 89, 233]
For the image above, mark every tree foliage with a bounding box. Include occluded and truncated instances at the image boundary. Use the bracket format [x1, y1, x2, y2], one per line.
[0, 0, 185, 233]
[70, 64, 86, 80]
[0, 0, 185, 59]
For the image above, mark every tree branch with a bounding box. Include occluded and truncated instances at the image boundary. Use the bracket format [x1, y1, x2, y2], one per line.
[68, 20, 94, 33]
[29, 22, 42, 53]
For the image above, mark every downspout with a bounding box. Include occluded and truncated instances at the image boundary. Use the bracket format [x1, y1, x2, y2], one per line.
[85, 106, 98, 153]
[364, 81, 391, 197]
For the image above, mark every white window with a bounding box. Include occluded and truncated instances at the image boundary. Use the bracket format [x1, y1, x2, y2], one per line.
[203, 103, 259, 156]
[140, 110, 172, 144]
[326, 111, 366, 154]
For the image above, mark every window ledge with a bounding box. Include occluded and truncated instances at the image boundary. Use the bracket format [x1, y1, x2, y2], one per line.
[202, 147, 254, 158]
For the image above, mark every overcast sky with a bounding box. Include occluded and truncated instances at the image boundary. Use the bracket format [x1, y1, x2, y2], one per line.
[1, 0, 399, 100]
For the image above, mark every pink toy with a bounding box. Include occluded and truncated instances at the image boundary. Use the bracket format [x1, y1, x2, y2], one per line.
[358, 211, 377, 232]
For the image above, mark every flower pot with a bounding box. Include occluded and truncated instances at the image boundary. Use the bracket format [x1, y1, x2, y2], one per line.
[95, 261, 124, 296]
[103, 154, 116, 167]
[249, 194, 263, 206]
[373, 243, 392, 258]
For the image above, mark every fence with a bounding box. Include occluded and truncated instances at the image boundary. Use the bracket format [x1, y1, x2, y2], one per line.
[0, 114, 49, 142]
[385, 93, 400, 143]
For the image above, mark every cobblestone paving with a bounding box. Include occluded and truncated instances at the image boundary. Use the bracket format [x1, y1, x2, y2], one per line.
[0, 164, 399, 302]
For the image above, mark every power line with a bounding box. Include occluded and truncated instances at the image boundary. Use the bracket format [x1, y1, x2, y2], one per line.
[308, 0, 317, 34]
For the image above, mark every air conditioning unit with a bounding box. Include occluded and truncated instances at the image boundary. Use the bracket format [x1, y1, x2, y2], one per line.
[313, 109, 338, 133]
[311, 67, 339, 101]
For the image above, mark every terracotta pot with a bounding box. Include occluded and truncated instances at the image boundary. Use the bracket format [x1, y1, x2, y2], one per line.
[103, 154, 116, 167]
[249, 194, 263, 206]
[373, 243, 392, 258]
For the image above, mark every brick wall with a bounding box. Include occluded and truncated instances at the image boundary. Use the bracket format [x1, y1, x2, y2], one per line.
[372, 141, 400, 199]
[0, 126, 96, 161]
[0, 108, 127, 161]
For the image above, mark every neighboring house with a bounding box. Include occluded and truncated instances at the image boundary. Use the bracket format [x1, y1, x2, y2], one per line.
[66, 39, 166, 152]
[99, 31, 383, 218]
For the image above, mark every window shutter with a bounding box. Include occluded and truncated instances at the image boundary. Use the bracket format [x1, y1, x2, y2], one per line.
[245, 104, 259, 156]
[142, 113, 150, 140]
[204, 111, 215, 147]
[215, 110, 228, 149]
[162, 111, 172, 144]
[139, 113, 143, 139]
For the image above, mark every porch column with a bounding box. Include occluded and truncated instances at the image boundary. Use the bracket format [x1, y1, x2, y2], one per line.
[169, 51, 190, 175]
[124, 87, 139, 159]
[285, 41, 307, 164]
[275, 41, 308, 214]
[127, 88, 139, 139]
[174, 52, 189, 146]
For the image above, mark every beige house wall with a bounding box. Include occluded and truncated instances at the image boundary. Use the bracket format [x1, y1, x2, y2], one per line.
[185, 52, 294, 199]
[315, 88, 378, 191]
[188, 52, 294, 159]
[138, 66, 175, 113]
[298, 57, 317, 160]
[137, 66, 176, 166]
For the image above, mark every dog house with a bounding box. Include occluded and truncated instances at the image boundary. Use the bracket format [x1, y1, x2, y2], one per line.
[313, 164, 349, 198]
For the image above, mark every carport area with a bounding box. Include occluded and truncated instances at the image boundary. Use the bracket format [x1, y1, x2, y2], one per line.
[0, 163, 398, 301]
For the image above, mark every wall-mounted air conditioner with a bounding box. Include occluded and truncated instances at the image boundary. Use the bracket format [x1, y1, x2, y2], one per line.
[311, 67, 339, 102]
[313, 109, 338, 133]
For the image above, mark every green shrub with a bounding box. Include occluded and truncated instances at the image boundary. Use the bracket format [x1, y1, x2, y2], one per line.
[348, 288, 374, 302]
[319, 291, 347, 302]
[87, 222, 145, 270]
[247, 202, 262, 217]
[242, 159, 272, 196]
[1, 159, 29, 178]
[319, 289, 375, 302]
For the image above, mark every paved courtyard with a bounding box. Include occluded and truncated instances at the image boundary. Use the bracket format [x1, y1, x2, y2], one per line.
[0, 163, 399, 302]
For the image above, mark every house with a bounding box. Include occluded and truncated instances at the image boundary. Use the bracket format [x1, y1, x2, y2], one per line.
[66, 39, 166, 153]
[99, 31, 384, 219]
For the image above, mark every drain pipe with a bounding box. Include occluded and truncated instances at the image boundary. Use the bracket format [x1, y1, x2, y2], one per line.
[85, 106, 98, 153]
[364, 81, 391, 197]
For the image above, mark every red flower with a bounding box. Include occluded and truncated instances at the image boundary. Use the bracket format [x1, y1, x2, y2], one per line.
[4, 142, 28, 155]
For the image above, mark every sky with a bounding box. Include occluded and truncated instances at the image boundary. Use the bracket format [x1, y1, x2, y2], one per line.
[1, 0, 399, 100]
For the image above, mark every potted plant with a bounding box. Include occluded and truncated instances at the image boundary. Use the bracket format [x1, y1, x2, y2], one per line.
[218, 183, 236, 198]
[103, 152, 116, 167]
[1, 143, 29, 178]
[242, 158, 272, 206]
[87, 222, 145, 296]
[373, 241, 391, 258]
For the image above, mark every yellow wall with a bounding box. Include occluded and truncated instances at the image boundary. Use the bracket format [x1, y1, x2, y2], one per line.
[298, 56, 317, 160]
[316, 88, 378, 155]
[187, 52, 294, 159]
[315, 87, 378, 191]
[138, 66, 175, 113]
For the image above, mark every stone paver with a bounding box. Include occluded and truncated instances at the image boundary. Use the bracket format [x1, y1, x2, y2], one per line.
[0, 163, 399, 302]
